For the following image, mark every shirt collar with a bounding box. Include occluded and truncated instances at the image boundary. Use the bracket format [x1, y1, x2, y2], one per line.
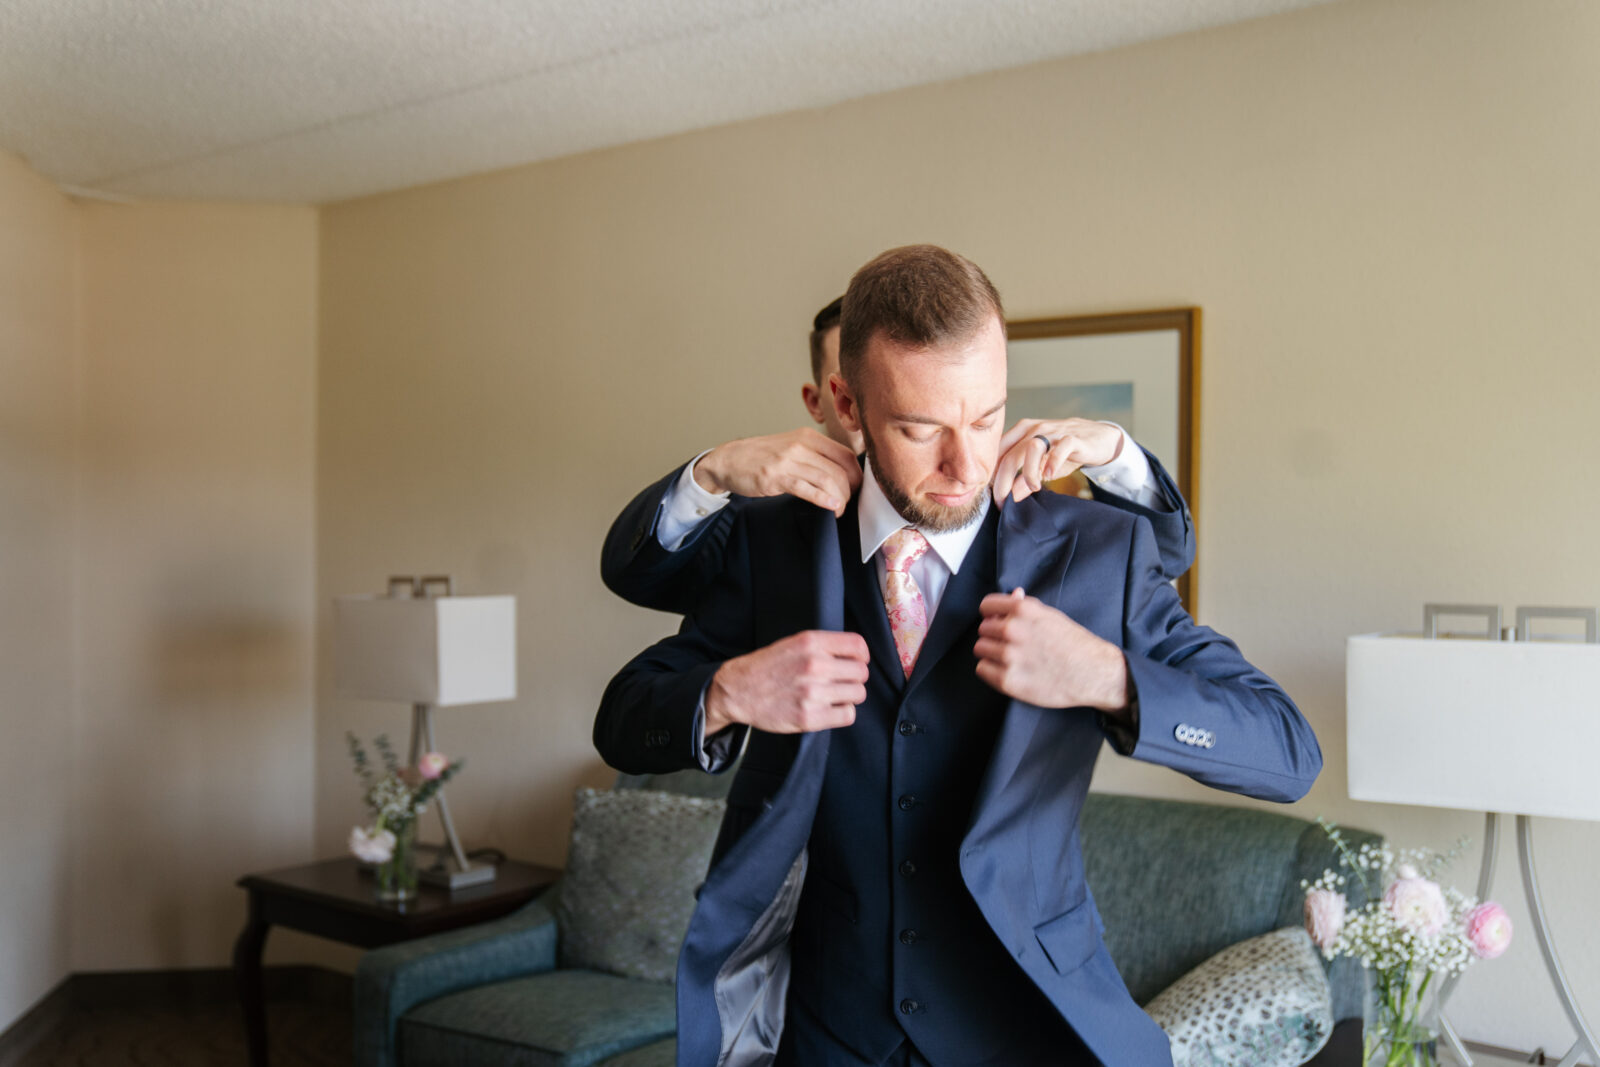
[857, 457, 991, 573]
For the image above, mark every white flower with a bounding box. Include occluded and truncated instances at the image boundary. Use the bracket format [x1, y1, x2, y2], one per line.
[1383, 875, 1449, 937]
[349, 825, 396, 864]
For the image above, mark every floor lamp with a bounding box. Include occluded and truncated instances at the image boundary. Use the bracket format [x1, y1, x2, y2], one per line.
[335, 575, 517, 889]
[1347, 604, 1600, 1067]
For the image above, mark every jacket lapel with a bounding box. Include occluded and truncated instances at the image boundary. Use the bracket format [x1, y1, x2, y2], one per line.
[995, 493, 1077, 603]
[810, 502, 845, 633]
[967, 496, 1079, 841]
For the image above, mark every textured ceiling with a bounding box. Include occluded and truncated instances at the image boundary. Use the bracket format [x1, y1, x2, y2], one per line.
[1, 0, 1337, 204]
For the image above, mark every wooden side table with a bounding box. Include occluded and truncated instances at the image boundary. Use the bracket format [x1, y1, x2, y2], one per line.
[234, 857, 560, 1067]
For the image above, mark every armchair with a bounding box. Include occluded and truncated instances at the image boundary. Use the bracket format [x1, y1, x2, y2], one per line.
[352, 766, 720, 1067]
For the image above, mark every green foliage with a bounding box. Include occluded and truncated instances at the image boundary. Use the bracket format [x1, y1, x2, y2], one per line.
[346, 731, 465, 824]
[346, 731, 375, 789]
[373, 733, 400, 774]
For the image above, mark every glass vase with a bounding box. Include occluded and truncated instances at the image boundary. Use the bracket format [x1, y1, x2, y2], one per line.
[1364, 964, 1442, 1067]
[374, 819, 419, 903]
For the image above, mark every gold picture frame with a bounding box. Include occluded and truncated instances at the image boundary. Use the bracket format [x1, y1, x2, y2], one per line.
[1006, 308, 1200, 616]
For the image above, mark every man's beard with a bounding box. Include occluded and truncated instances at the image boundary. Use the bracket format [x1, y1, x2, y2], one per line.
[861, 422, 989, 533]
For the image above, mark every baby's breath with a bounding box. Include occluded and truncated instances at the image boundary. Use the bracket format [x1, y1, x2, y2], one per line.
[1310, 820, 1478, 977]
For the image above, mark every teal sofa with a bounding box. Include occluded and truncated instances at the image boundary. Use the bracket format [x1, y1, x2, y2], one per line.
[354, 770, 1378, 1067]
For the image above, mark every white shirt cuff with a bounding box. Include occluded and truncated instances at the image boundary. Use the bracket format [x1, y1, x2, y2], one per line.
[693, 692, 745, 773]
[1080, 422, 1161, 510]
[657, 450, 733, 551]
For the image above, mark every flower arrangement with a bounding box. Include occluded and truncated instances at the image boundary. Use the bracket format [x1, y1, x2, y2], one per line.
[346, 732, 462, 901]
[1303, 819, 1511, 1067]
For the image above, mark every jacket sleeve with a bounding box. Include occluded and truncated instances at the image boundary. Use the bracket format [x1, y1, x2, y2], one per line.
[595, 504, 756, 775]
[600, 461, 740, 615]
[1116, 517, 1321, 803]
[1087, 446, 1195, 581]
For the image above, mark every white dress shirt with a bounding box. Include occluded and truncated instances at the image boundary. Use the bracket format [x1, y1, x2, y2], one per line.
[854, 456, 987, 621]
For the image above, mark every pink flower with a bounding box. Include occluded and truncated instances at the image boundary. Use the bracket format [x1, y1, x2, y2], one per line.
[1304, 888, 1347, 950]
[417, 752, 449, 780]
[1384, 875, 1449, 936]
[1465, 902, 1513, 958]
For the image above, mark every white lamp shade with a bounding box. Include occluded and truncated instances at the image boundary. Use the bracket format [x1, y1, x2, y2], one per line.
[1347, 632, 1600, 822]
[335, 595, 516, 706]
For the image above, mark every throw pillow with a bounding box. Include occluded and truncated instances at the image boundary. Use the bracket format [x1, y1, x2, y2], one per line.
[1144, 926, 1333, 1067]
[555, 786, 726, 983]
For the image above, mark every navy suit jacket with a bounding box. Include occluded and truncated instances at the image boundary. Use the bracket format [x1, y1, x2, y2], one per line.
[600, 446, 1194, 616]
[595, 489, 1319, 1067]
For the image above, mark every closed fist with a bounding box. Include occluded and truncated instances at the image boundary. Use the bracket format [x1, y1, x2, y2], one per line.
[705, 630, 871, 735]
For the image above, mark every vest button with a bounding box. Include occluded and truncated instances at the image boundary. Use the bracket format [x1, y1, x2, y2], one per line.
[899, 998, 921, 1015]
[899, 860, 917, 877]
[899, 928, 919, 945]
[898, 720, 917, 736]
[897, 794, 917, 811]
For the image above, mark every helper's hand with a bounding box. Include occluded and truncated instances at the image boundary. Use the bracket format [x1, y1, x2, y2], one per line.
[991, 418, 1125, 505]
[974, 589, 1128, 711]
[704, 631, 871, 735]
[694, 429, 862, 517]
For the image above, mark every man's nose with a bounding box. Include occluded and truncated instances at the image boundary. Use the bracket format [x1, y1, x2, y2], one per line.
[942, 432, 983, 486]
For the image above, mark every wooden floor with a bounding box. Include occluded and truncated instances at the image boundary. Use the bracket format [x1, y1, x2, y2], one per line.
[13, 998, 350, 1067]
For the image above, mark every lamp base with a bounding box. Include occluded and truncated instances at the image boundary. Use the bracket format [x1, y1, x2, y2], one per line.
[418, 862, 497, 890]
[416, 842, 498, 889]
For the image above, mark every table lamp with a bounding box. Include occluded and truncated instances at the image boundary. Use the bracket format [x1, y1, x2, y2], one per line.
[1347, 603, 1600, 1067]
[335, 575, 516, 889]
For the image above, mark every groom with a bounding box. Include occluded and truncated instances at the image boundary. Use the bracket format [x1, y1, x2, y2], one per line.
[595, 244, 1321, 1066]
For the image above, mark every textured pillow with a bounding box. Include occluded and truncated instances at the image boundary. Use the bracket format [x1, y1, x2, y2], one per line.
[1144, 926, 1333, 1067]
[555, 786, 726, 983]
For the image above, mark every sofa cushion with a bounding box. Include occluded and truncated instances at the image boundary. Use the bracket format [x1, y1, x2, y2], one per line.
[596, 1038, 676, 1067]
[1144, 926, 1333, 1067]
[555, 786, 725, 982]
[398, 969, 675, 1067]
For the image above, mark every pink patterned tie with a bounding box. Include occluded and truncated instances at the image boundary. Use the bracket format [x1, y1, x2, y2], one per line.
[881, 527, 931, 678]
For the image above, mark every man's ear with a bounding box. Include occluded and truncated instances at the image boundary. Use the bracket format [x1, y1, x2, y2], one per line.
[831, 373, 861, 434]
[800, 382, 826, 425]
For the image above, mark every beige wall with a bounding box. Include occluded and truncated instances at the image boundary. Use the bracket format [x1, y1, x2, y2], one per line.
[0, 152, 78, 1031]
[72, 201, 320, 971]
[0, 155, 321, 1030]
[319, 0, 1600, 1051]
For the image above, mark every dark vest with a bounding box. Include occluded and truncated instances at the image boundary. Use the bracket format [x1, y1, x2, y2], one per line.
[786, 504, 1074, 1065]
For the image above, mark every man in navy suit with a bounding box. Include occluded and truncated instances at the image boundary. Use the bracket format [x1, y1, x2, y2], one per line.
[600, 297, 1196, 616]
[595, 245, 1320, 1066]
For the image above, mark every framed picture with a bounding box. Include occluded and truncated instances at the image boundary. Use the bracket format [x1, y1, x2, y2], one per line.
[1006, 308, 1200, 616]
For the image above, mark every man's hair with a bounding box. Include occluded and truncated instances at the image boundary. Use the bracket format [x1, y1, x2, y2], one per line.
[807, 296, 843, 384]
[837, 245, 1004, 394]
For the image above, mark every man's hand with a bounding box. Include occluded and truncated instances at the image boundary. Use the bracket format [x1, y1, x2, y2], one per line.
[974, 588, 1128, 711]
[704, 631, 870, 735]
[694, 429, 862, 517]
[991, 418, 1125, 506]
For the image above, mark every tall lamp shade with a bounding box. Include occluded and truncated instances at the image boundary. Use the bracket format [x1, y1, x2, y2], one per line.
[335, 594, 516, 707]
[1347, 634, 1600, 822]
[1347, 605, 1600, 1067]
[334, 577, 516, 889]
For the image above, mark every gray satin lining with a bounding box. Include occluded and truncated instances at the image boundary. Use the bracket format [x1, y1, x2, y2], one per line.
[713, 850, 807, 1067]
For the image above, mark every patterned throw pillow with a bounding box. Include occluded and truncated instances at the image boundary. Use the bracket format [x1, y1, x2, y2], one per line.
[1144, 926, 1333, 1067]
[555, 786, 726, 984]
